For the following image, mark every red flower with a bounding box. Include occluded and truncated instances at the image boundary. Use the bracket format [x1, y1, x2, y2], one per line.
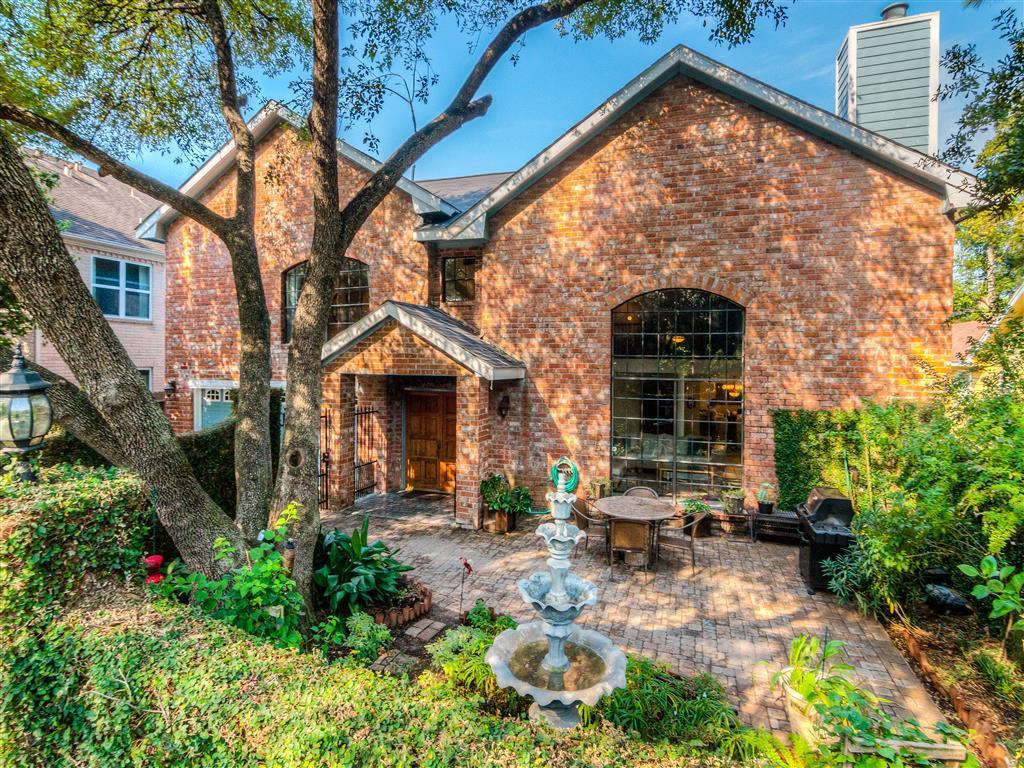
[460, 557, 473, 576]
[144, 554, 164, 568]
[145, 573, 165, 585]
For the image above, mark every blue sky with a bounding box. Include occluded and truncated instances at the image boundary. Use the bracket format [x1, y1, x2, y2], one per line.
[134, 0, 1012, 187]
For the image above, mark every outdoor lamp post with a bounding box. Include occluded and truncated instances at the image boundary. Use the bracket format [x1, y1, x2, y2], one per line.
[0, 344, 53, 482]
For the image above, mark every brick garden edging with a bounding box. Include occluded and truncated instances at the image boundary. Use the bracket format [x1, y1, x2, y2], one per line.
[893, 625, 1013, 768]
[372, 582, 433, 630]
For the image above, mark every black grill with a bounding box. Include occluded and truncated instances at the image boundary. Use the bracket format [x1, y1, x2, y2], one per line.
[796, 487, 855, 592]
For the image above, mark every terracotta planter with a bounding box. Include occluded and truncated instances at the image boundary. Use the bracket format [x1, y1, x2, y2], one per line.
[482, 504, 515, 533]
[371, 587, 433, 631]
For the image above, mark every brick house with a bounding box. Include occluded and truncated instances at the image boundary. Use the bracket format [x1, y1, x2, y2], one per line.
[22, 152, 165, 392]
[143, 46, 973, 526]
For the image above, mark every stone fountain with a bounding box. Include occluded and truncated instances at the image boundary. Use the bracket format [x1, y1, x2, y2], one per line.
[486, 459, 627, 728]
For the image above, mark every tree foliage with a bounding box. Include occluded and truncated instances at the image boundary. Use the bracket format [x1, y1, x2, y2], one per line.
[0, 0, 311, 161]
[939, 5, 1023, 214]
[954, 201, 1024, 319]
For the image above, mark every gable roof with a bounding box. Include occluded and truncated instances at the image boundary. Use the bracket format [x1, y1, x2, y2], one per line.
[25, 151, 163, 257]
[135, 102, 460, 242]
[415, 44, 977, 245]
[418, 172, 513, 212]
[320, 300, 525, 380]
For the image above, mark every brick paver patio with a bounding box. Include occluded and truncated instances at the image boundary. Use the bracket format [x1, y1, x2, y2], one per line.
[323, 492, 941, 732]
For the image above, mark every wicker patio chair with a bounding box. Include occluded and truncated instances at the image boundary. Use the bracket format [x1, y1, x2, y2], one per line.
[608, 518, 653, 581]
[623, 486, 659, 499]
[657, 511, 708, 576]
[571, 498, 609, 554]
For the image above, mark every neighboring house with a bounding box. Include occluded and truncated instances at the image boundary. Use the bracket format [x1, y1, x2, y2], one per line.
[21, 152, 165, 392]
[143, 44, 973, 526]
[953, 280, 1024, 375]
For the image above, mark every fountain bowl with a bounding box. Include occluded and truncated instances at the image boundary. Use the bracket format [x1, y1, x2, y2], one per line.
[486, 621, 627, 709]
[517, 572, 597, 624]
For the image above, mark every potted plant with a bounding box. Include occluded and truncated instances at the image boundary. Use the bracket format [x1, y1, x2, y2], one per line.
[682, 496, 713, 537]
[770, 635, 974, 765]
[719, 487, 745, 515]
[756, 482, 776, 516]
[480, 475, 531, 533]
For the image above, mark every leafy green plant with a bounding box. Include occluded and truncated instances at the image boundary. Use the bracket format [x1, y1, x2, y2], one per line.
[973, 648, 1024, 710]
[479, 474, 509, 507]
[313, 515, 412, 616]
[157, 503, 305, 648]
[343, 611, 392, 663]
[756, 482, 775, 504]
[465, 599, 516, 635]
[770, 636, 980, 768]
[580, 656, 748, 749]
[959, 555, 1024, 658]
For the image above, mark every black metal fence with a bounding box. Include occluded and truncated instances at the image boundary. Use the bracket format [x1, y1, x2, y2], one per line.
[354, 406, 378, 496]
[318, 409, 332, 510]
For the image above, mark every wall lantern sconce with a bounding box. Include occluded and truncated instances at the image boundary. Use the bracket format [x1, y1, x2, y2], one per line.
[0, 344, 53, 483]
[497, 394, 511, 420]
[164, 379, 177, 398]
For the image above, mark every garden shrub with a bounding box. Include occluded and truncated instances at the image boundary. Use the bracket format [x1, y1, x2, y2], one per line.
[0, 464, 148, 621]
[580, 656, 759, 756]
[0, 591, 728, 768]
[157, 504, 305, 648]
[343, 611, 393, 663]
[313, 516, 413, 616]
[426, 602, 521, 713]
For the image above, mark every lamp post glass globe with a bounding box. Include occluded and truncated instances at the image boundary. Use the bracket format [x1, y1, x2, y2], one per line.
[0, 344, 52, 482]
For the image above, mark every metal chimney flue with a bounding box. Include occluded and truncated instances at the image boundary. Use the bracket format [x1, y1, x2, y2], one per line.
[881, 3, 908, 20]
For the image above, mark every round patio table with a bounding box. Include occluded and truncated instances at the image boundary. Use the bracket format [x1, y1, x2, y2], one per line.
[593, 496, 676, 522]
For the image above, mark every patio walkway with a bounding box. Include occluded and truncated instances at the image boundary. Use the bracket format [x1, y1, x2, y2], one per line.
[323, 492, 942, 733]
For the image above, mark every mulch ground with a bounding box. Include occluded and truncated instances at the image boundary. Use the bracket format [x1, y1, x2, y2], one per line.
[885, 611, 1023, 763]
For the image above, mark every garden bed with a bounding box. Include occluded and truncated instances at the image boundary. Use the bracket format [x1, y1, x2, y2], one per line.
[887, 615, 1023, 767]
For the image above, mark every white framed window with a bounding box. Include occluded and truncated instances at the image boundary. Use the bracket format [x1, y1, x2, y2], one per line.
[138, 368, 152, 390]
[92, 256, 151, 320]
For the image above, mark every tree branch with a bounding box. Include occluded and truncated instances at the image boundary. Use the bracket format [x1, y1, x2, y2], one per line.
[338, 0, 591, 235]
[0, 345, 128, 467]
[0, 103, 229, 237]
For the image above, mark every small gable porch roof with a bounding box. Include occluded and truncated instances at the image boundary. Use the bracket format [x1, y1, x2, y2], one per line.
[320, 300, 525, 381]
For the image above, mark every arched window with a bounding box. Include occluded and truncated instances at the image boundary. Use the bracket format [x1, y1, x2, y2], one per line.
[282, 258, 370, 342]
[611, 289, 744, 497]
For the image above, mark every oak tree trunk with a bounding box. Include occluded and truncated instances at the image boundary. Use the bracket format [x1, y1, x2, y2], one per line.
[0, 132, 244, 574]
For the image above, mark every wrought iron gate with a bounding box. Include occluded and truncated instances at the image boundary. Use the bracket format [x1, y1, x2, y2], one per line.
[318, 409, 332, 509]
[354, 406, 378, 496]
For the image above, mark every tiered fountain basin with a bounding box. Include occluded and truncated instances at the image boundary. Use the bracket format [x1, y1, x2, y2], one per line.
[487, 622, 626, 710]
[485, 459, 627, 729]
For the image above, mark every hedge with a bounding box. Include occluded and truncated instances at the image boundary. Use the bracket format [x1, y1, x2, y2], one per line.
[26, 390, 284, 517]
[0, 592, 725, 768]
[771, 409, 861, 510]
[0, 465, 149, 621]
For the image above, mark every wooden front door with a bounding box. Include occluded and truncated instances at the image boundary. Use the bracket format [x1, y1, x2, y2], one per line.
[405, 391, 456, 493]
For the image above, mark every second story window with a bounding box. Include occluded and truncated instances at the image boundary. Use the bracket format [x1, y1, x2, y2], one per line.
[442, 257, 476, 303]
[92, 256, 151, 320]
[282, 258, 370, 342]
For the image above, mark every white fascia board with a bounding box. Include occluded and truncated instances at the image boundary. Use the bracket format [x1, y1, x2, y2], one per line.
[136, 102, 458, 242]
[320, 301, 525, 381]
[62, 233, 165, 262]
[420, 43, 978, 244]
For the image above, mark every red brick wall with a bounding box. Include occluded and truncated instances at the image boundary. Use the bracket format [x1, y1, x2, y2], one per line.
[163, 75, 954, 510]
[473, 77, 953, 499]
[163, 124, 430, 431]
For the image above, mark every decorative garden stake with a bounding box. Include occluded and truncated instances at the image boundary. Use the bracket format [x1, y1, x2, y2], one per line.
[0, 344, 52, 483]
[459, 556, 473, 614]
[486, 458, 626, 729]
